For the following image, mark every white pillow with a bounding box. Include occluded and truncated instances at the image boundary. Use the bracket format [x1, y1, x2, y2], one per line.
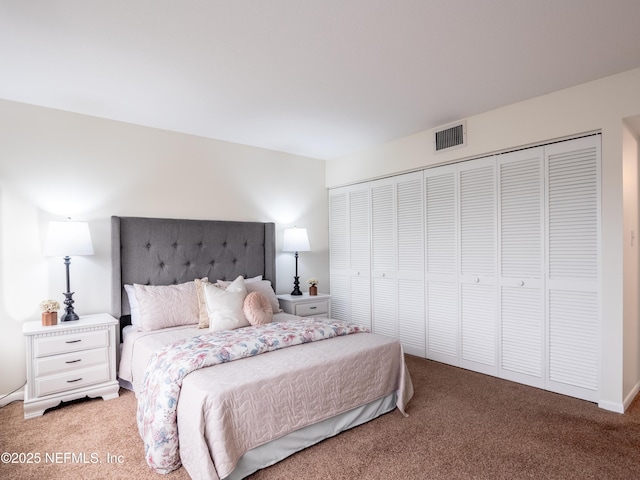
[124, 284, 141, 326]
[205, 276, 249, 332]
[216, 274, 262, 287]
[216, 278, 281, 313]
[134, 281, 200, 331]
[246, 280, 281, 313]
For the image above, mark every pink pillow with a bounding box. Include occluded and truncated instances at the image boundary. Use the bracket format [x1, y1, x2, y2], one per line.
[243, 292, 273, 326]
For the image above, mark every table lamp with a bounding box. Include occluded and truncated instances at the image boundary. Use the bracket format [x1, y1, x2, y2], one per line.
[44, 219, 95, 321]
[282, 227, 310, 296]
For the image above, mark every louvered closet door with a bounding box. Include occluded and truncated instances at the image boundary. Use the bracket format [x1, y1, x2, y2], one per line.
[349, 186, 372, 330]
[329, 184, 371, 327]
[425, 164, 459, 365]
[545, 136, 600, 402]
[458, 157, 498, 376]
[498, 147, 545, 388]
[329, 189, 349, 321]
[371, 177, 397, 339]
[396, 172, 425, 357]
[371, 172, 425, 356]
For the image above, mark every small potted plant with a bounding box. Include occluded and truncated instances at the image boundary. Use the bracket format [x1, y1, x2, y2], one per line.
[307, 278, 319, 296]
[40, 299, 60, 326]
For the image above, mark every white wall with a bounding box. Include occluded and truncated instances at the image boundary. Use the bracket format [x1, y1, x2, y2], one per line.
[623, 119, 640, 407]
[0, 99, 328, 397]
[326, 68, 640, 412]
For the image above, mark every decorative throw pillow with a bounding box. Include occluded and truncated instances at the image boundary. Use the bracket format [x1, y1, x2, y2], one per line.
[204, 275, 250, 332]
[194, 278, 212, 329]
[245, 280, 281, 313]
[134, 280, 200, 331]
[243, 292, 273, 326]
[124, 284, 141, 326]
[215, 277, 280, 312]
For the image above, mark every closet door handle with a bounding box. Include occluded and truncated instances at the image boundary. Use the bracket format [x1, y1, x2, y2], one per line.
[475, 277, 480, 283]
[519, 280, 525, 286]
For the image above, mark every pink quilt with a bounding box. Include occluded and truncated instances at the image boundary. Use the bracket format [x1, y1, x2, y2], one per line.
[136, 318, 369, 473]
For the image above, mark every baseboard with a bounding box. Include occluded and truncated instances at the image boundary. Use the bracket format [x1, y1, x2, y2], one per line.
[597, 381, 640, 413]
[598, 399, 625, 413]
[0, 389, 24, 408]
[623, 380, 640, 411]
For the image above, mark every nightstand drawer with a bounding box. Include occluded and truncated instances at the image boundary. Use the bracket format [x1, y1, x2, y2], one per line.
[34, 347, 108, 377]
[296, 301, 328, 316]
[277, 294, 331, 319]
[34, 329, 109, 357]
[35, 363, 110, 397]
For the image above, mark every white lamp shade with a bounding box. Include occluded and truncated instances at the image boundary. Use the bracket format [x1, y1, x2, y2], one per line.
[44, 221, 95, 257]
[282, 227, 310, 252]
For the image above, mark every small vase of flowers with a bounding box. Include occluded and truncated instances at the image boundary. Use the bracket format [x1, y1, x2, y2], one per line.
[307, 278, 318, 296]
[40, 299, 60, 326]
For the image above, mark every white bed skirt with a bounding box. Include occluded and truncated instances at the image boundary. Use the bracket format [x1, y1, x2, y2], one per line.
[223, 392, 397, 480]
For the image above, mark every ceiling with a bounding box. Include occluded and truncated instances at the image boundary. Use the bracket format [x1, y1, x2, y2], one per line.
[2, 0, 640, 160]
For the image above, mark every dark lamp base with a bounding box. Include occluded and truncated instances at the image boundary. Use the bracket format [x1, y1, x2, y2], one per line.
[291, 275, 303, 296]
[61, 291, 80, 321]
[61, 311, 80, 322]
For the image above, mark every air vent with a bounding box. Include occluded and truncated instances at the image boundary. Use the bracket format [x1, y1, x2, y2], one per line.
[434, 121, 466, 153]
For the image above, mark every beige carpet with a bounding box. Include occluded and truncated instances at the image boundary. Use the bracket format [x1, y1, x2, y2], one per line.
[1, 355, 639, 479]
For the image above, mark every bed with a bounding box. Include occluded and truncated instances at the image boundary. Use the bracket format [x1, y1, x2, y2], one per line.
[111, 216, 413, 480]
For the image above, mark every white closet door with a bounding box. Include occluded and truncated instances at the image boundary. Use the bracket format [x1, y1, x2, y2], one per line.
[371, 178, 397, 338]
[425, 164, 459, 365]
[329, 190, 349, 322]
[458, 157, 498, 376]
[498, 147, 545, 388]
[349, 186, 372, 329]
[396, 173, 425, 357]
[329, 184, 371, 328]
[545, 136, 600, 402]
[370, 172, 425, 355]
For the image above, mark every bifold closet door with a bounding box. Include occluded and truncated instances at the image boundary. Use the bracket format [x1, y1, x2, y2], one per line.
[329, 184, 371, 329]
[425, 158, 497, 374]
[396, 173, 426, 357]
[371, 172, 425, 356]
[458, 157, 498, 376]
[371, 177, 397, 339]
[497, 147, 545, 388]
[349, 186, 372, 329]
[425, 164, 459, 365]
[329, 190, 349, 322]
[545, 136, 600, 402]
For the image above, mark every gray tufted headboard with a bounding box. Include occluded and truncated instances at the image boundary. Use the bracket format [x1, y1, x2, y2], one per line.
[111, 216, 276, 330]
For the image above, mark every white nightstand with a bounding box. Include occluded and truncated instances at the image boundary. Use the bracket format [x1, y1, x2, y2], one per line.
[22, 313, 119, 419]
[277, 293, 331, 318]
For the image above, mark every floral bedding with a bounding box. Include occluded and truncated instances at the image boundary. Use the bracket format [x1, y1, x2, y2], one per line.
[136, 318, 368, 473]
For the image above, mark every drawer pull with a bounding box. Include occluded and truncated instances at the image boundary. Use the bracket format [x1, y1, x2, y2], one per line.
[67, 378, 83, 383]
[310, 306, 317, 310]
[65, 359, 82, 364]
[65, 339, 82, 344]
